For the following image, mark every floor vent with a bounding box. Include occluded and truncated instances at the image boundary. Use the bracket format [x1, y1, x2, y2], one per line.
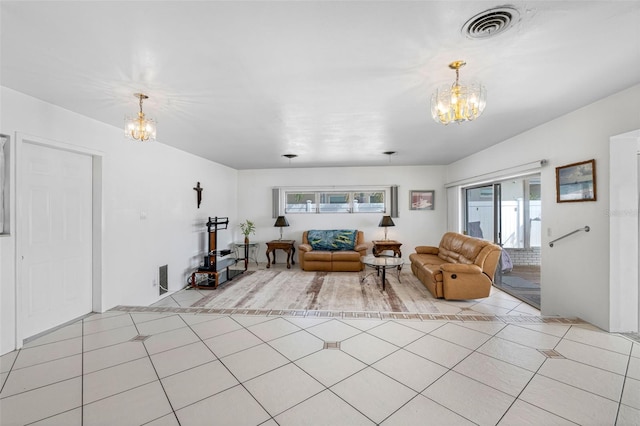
[538, 349, 565, 359]
[130, 335, 151, 342]
[323, 341, 340, 350]
[159, 265, 168, 295]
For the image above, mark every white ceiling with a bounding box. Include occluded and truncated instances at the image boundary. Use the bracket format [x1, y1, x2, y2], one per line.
[2, 1, 639, 170]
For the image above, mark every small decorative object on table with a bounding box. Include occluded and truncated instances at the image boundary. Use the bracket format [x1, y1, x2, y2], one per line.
[273, 216, 290, 240]
[239, 219, 256, 243]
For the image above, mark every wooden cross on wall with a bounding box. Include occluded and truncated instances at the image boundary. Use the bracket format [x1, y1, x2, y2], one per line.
[193, 182, 203, 208]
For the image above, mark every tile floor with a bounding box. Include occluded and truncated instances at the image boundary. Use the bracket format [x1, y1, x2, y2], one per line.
[2, 307, 639, 425]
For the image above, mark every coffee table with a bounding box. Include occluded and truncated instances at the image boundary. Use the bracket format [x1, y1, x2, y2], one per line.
[360, 255, 404, 291]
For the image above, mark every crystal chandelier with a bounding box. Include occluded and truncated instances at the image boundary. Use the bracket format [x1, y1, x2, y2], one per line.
[125, 93, 157, 141]
[431, 61, 486, 125]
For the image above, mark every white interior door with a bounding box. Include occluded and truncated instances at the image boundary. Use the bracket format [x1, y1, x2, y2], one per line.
[19, 142, 93, 339]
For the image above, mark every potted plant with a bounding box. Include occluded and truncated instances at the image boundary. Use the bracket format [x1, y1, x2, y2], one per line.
[239, 219, 256, 243]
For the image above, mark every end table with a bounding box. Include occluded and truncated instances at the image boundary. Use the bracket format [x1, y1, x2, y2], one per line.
[266, 240, 296, 269]
[372, 240, 402, 258]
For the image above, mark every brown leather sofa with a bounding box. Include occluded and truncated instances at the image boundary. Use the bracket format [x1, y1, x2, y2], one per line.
[409, 232, 501, 300]
[298, 230, 367, 272]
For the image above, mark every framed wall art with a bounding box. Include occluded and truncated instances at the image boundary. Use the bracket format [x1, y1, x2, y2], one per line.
[410, 190, 435, 210]
[556, 159, 597, 203]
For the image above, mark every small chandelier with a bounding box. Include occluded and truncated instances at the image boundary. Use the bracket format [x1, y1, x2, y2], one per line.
[125, 93, 157, 141]
[430, 61, 486, 125]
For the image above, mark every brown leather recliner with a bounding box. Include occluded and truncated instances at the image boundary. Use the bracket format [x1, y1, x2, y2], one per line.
[409, 232, 502, 300]
[298, 230, 367, 272]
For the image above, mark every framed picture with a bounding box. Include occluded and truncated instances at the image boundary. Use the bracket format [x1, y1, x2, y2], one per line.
[556, 159, 597, 203]
[410, 190, 435, 210]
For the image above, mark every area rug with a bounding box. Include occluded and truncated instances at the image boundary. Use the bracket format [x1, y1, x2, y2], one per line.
[192, 269, 440, 313]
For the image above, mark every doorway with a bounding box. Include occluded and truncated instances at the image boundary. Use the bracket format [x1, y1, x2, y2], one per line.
[17, 138, 94, 341]
[465, 175, 541, 308]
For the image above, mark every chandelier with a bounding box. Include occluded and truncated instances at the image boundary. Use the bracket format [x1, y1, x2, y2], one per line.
[125, 93, 157, 141]
[431, 61, 486, 125]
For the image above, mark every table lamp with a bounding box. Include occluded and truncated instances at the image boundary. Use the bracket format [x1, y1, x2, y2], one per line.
[378, 215, 395, 240]
[274, 216, 289, 240]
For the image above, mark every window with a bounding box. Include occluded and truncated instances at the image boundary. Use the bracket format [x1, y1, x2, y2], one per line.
[284, 189, 386, 214]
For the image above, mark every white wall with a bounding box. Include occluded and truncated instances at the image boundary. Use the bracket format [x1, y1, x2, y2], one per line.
[238, 166, 447, 262]
[0, 87, 238, 354]
[447, 84, 640, 330]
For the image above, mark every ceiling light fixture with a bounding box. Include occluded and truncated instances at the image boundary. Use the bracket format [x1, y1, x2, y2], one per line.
[125, 93, 157, 141]
[430, 61, 486, 125]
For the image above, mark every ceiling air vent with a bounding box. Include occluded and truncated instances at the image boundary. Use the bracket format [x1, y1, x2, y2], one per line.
[462, 5, 520, 39]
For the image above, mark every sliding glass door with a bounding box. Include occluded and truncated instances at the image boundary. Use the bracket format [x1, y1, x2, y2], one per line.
[464, 176, 541, 308]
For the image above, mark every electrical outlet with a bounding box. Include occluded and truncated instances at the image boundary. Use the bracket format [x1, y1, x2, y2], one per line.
[547, 227, 552, 237]
[152, 279, 158, 287]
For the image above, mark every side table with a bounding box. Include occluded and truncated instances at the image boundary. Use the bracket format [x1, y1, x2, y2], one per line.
[266, 240, 296, 269]
[231, 242, 260, 268]
[372, 240, 402, 257]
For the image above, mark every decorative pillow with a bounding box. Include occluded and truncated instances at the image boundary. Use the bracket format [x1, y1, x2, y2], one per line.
[308, 229, 357, 251]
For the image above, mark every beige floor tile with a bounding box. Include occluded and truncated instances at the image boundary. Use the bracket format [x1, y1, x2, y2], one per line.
[245, 363, 325, 416]
[381, 394, 475, 425]
[29, 407, 82, 425]
[143, 413, 181, 426]
[82, 314, 134, 335]
[306, 319, 362, 341]
[455, 321, 507, 336]
[400, 320, 447, 334]
[468, 303, 511, 316]
[453, 352, 535, 397]
[341, 319, 387, 331]
[621, 377, 640, 410]
[0, 372, 7, 389]
[341, 333, 399, 364]
[175, 385, 270, 426]
[331, 367, 417, 424]
[282, 317, 332, 329]
[423, 371, 514, 426]
[189, 316, 244, 340]
[247, 317, 302, 341]
[82, 325, 139, 352]
[0, 350, 18, 373]
[628, 356, 640, 380]
[372, 349, 447, 392]
[564, 326, 633, 354]
[130, 312, 176, 324]
[477, 337, 547, 372]
[632, 343, 640, 358]
[149, 296, 181, 308]
[269, 330, 324, 361]
[555, 339, 629, 375]
[366, 321, 425, 347]
[221, 343, 289, 382]
[83, 357, 157, 404]
[430, 322, 492, 350]
[617, 403, 640, 426]
[24, 322, 83, 347]
[0, 377, 81, 425]
[83, 381, 173, 425]
[275, 389, 374, 425]
[538, 358, 625, 401]
[230, 314, 273, 327]
[479, 296, 522, 310]
[495, 324, 561, 349]
[0, 354, 81, 398]
[150, 341, 217, 378]
[83, 341, 148, 374]
[135, 315, 187, 336]
[405, 335, 472, 368]
[83, 311, 128, 322]
[295, 348, 367, 387]
[13, 337, 82, 369]
[179, 313, 225, 326]
[203, 328, 263, 358]
[497, 400, 575, 425]
[161, 360, 239, 410]
[515, 323, 571, 338]
[431, 301, 465, 315]
[519, 375, 619, 425]
[144, 326, 200, 355]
